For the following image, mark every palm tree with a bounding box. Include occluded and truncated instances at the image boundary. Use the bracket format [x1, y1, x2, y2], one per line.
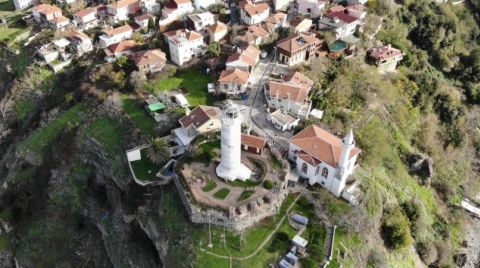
[146, 137, 170, 164]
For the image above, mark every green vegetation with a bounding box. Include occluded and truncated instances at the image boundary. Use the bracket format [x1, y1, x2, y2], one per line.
[263, 180, 273, 190]
[130, 148, 162, 182]
[145, 68, 218, 106]
[267, 232, 289, 253]
[381, 206, 414, 250]
[19, 103, 89, 161]
[146, 137, 170, 165]
[202, 179, 217, 192]
[197, 138, 220, 162]
[0, 25, 28, 44]
[122, 98, 156, 136]
[238, 190, 254, 201]
[213, 188, 230, 200]
[86, 118, 125, 155]
[0, 235, 8, 250]
[227, 179, 261, 188]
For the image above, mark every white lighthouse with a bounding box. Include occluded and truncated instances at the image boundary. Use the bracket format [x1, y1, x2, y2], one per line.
[216, 101, 252, 181]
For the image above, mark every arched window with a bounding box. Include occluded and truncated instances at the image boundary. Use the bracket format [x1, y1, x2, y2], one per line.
[315, 166, 320, 175]
[301, 163, 308, 174]
[321, 167, 328, 178]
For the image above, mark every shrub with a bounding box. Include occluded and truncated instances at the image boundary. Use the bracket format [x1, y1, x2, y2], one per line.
[213, 188, 230, 200]
[263, 180, 273, 190]
[367, 247, 388, 268]
[299, 257, 317, 268]
[267, 232, 289, 253]
[417, 241, 438, 265]
[381, 206, 414, 249]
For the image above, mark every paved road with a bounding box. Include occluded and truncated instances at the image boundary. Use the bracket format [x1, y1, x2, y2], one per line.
[201, 195, 301, 261]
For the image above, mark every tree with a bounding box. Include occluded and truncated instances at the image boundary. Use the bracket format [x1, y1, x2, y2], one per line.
[381, 206, 414, 249]
[148, 18, 155, 31]
[146, 137, 170, 164]
[206, 42, 221, 57]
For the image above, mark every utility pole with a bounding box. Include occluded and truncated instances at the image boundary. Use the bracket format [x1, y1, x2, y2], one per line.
[208, 213, 213, 248]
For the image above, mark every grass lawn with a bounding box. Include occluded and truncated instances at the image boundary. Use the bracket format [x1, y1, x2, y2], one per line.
[213, 188, 230, 199]
[0, 0, 14, 17]
[202, 179, 217, 192]
[19, 103, 88, 161]
[238, 190, 254, 201]
[0, 26, 27, 43]
[145, 68, 219, 106]
[129, 148, 162, 181]
[86, 118, 125, 155]
[122, 98, 156, 137]
[227, 179, 261, 188]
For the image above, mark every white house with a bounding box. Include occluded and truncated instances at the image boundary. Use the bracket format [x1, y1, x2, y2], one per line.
[297, 0, 327, 18]
[98, 24, 133, 48]
[14, 0, 38, 10]
[162, 0, 194, 19]
[263, 12, 287, 33]
[237, 25, 269, 46]
[208, 21, 228, 42]
[74, 7, 99, 30]
[193, 0, 217, 10]
[107, 0, 140, 21]
[267, 109, 300, 131]
[134, 13, 155, 29]
[265, 71, 313, 118]
[67, 30, 93, 56]
[225, 53, 256, 73]
[239, 0, 270, 25]
[187, 12, 215, 36]
[273, 0, 292, 12]
[163, 29, 203, 66]
[132, 49, 167, 74]
[173, 105, 221, 146]
[288, 125, 361, 197]
[32, 4, 62, 24]
[217, 68, 250, 95]
[51, 15, 70, 30]
[318, 10, 360, 40]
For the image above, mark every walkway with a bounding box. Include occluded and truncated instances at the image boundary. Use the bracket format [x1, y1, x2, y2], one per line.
[201, 195, 301, 261]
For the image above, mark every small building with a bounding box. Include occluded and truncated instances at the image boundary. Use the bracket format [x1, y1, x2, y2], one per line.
[239, 0, 270, 25]
[273, 0, 292, 12]
[288, 125, 361, 197]
[163, 29, 204, 66]
[268, 109, 299, 132]
[297, 0, 327, 18]
[98, 24, 133, 48]
[367, 44, 403, 73]
[208, 21, 228, 42]
[285, 252, 298, 265]
[241, 134, 266, 155]
[226, 53, 256, 73]
[289, 17, 313, 33]
[217, 68, 250, 95]
[173, 105, 221, 146]
[161, 0, 194, 20]
[291, 213, 308, 226]
[174, 94, 189, 107]
[187, 12, 215, 36]
[132, 49, 167, 74]
[144, 95, 166, 121]
[14, 0, 39, 10]
[276, 32, 320, 66]
[74, 7, 99, 30]
[104, 40, 136, 61]
[278, 259, 293, 268]
[263, 12, 287, 33]
[32, 4, 68, 29]
[134, 14, 155, 29]
[238, 25, 269, 46]
[318, 10, 360, 40]
[67, 30, 94, 56]
[292, 235, 308, 256]
[51, 15, 70, 30]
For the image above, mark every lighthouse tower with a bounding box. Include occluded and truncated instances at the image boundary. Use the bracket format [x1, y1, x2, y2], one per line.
[330, 129, 355, 197]
[216, 101, 252, 181]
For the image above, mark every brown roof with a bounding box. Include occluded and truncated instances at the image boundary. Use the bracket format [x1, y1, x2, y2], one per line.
[240, 44, 261, 59]
[179, 105, 221, 129]
[134, 14, 154, 21]
[218, 68, 249, 84]
[163, 29, 203, 44]
[69, 30, 90, 41]
[284, 72, 313, 91]
[226, 53, 256, 68]
[290, 125, 361, 167]
[105, 40, 136, 55]
[265, 12, 286, 24]
[132, 49, 166, 66]
[74, 7, 97, 17]
[297, 151, 321, 166]
[241, 134, 266, 149]
[268, 81, 309, 102]
[108, 0, 138, 10]
[33, 4, 61, 15]
[247, 25, 269, 37]
[103, 24, 133, 36]
[241, 1, 269, 17]
[209, 21, 228, 33]
[52, 16, 69, 24]
[277, 32, 320, 54]
[368, 44, 403, 61]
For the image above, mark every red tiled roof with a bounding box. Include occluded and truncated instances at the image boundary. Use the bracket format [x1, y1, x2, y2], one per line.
[276, 32, 320, 54]
[209, 21, 228, 33]
[326, 11, 358, 24]
[247, 25, 269, 37]
[218, 68, 250, 84]
[134, 14, 154, 21]
[290, 125, 360, 167]
[132, 49, 166, 66]
[179, 106, 221, 128]
[69, 30, 90, 41]
[241, 134, 266, 149]
[105, 40, 136, 54]
[368, 44, 403, 61]
[268, 81, 309, 102]
[74, 7, 97, 17]
[226, 53, 256, 68]
[284, 72, 313, 91]
[33, 4, 61, 15]
[108, 0, 138, 10]
[103, 24, 133, 36]
[163, 29, 202, 44]
[241, 1, 269, 17]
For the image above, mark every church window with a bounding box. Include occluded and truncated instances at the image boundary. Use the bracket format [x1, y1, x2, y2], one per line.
[315, 166, 320, 175]
[321, 167, 328, 178]
[301, 163, 308, 174]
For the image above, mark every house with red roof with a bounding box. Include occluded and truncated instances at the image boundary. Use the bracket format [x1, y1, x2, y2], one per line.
[74, 7, 100, 30]
[367, 44, 403, 73]
[288, 126, 361, 197]
[276, 32, 320, 66]
[132, 49, 167, 74]
[318, 9, 361, 39]
[217, 68, 250, 95]
[173, 105, 221, 146]
[98, 24, 133, 48]
[104, 40, 137, 61]
[239, 0, 270, 25]
[208, 21, 228, 42]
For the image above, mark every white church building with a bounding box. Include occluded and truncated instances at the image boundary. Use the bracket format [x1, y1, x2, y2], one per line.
[216, 101, 252, 181]
[288, 125, 361, 197]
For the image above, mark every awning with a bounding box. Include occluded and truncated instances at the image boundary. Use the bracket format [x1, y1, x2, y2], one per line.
[147, 102, 166, 112]
[174, 94, 189, 107]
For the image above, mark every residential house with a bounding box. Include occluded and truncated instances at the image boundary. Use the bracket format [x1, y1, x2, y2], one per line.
[267, 109, 299, 131]
[187, 12, 215, 36]
[51, 15, 70, 30]
[98, 24, 133, 48]
[74, 7, 99, 30]
[318, 10, 360, 39]
[297, 0, 327, 18]
[289, 17, 312, 33]
[367, 44, 403, 73]
[132, 49, 167, 74]
[163, 29, 203, 66]
[134, 13, 155, 29]
[107, 0, 140, 21]
[14, 0, 39, 10]
[161, 0, 194, 19]
[208, 21, 228, 42]
[273, 0, 292, 12]
[173, 105, 222, 146]
[217, 68, 250, 95]
[193, 0, 217, 10]
[225, 53, 256, 73]
[239, 44, 261, 63]
[67, 30, 93, 56]
[237, 25, 269, 46]
[288, 126, 361, 197]
[32, 4, 63, 25]
[239, 0, 270, 25]
[276, 32, 320, 66]
[265, 71, 313, 118]
[241, 134, 266, 155]
[104, 40, 136, 61]
[38, 39, 73, 72]
[263, 12, 287, 33]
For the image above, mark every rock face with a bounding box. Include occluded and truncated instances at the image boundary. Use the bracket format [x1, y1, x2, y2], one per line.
[406, 153, 434, 185]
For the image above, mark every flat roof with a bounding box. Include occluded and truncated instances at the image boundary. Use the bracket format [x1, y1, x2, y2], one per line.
[147, 102, 166, 112]
[270, 109, 299, 125]
[292, 235, 308, 247]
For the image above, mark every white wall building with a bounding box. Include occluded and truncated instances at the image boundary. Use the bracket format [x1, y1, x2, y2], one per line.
[273, 0, 292, 12]
[98, 24, 133, 48]
[297, 0, 327, 18]
[193, 0, 217, 10]
[240, 0, 270, 25]
[208, 21, 228, 42]
[318, 11, 360, 40]
[74, 7, 99, 30]
[163, 29, 203, 66]
[14, 0, 38, 10]
[188, 12, 215, 36]
[216, 101, 252, 181]
[288, 126, 361, 197]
